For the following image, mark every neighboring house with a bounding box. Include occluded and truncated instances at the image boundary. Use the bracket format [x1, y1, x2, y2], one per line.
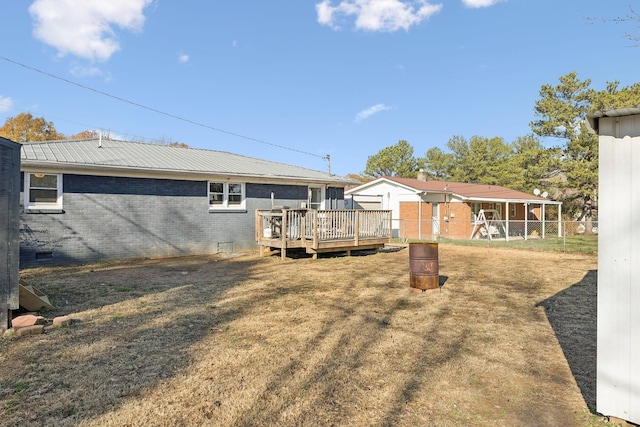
[588, 106, 640, 425]
[345, 171, 561, 240]
[19, 138, 355, 268]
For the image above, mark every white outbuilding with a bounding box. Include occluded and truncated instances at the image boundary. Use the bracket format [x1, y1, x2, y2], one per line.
[588, 106, 640, 424]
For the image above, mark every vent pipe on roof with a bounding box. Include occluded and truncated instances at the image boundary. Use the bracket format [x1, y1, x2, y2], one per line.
[98, 132, 102, 148]
[417, 169, 427, 182]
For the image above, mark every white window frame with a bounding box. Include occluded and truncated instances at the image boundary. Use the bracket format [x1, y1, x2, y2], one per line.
[488, 202, 503, 218]
[24, 172, 63, 210]
[208, 181, 246, 211]
[510, 203, 517, 218]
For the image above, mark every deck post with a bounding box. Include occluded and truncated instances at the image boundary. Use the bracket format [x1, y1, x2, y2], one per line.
[255, 210, 260, 243]
[355, 211, 360, 246]
[256, 210, 266, 256]
[281, 209, 288, 261]
[313, 210, 319, 249]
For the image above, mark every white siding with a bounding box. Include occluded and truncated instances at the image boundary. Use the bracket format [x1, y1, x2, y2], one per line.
[348, 181, 421, 238]
[348, 181, 416, 222]
[597, 129, 640, 423]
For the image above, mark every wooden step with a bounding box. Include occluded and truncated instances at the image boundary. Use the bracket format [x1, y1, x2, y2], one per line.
[18, 279, 53, 311]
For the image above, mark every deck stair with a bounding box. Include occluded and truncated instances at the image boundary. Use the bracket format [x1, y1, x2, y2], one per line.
[19, 279, 53, 311]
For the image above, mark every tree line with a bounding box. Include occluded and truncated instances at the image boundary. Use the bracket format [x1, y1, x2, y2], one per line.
[2, 72, 639, 221]
[362, 72, 640, 221]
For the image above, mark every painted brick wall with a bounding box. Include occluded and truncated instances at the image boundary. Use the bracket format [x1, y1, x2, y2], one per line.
[19, 174, 312, 268]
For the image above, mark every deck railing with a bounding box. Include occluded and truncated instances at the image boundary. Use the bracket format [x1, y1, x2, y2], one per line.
[256, 209, 392, 244]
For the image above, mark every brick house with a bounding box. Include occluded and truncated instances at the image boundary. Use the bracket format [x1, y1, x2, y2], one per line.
[345, 172, 561, 240]
[19, 138, 355, 268]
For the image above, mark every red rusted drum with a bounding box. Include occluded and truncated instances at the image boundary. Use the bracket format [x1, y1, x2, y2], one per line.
[409, 242, 439, 290]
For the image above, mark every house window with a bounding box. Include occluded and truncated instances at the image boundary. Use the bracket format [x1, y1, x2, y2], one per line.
[487, 203, 503, 218]
[228, 183, 243, 205]
[209, 182, 245, 210]
[25, 173, 62, 210]
[510, 204, 517, 218]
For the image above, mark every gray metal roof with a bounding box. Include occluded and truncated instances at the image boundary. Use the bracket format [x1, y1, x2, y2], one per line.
[587, 105, 640, 134]
[20, 138, 352, 184]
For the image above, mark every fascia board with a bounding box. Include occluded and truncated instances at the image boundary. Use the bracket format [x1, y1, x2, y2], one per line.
[20, 161, 350, 187]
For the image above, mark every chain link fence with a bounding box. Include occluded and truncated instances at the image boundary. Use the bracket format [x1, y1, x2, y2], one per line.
[394, 218, 598, 251]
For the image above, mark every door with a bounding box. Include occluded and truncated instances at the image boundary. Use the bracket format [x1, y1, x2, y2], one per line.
[432, 203, 440, 237]
[309, 187, 324, 210]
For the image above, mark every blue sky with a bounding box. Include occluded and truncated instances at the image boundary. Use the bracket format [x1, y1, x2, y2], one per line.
[0, 1, 638, 177]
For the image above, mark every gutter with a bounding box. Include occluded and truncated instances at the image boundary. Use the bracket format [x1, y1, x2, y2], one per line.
[587, 105, 640, 134]
[20, 161, 355, 186]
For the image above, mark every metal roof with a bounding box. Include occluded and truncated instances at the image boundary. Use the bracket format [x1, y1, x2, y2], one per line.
[587, 105, 640, 134]
[20, 138, 353, 184]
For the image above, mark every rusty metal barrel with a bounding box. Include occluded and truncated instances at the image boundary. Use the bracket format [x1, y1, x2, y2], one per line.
[409, 242, 439, 290]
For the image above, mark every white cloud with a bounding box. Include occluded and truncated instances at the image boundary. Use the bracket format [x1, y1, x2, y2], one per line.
[178, 53, 190, 63]
[354, 103, 392, 123]
[316, 0, 442, 32]
[28, 0, 153, 61]
[462, 0, 505, 8]
[0, 95, 13, 112]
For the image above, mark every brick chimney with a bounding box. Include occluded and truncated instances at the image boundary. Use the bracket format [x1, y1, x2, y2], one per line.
[417, 169, 428, 182]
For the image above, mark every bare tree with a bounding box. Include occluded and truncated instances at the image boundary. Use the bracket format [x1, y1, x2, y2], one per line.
[589, 3, 640, 46]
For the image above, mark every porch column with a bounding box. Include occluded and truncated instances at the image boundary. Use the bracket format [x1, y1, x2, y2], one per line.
[524, 203, 528, 241]
[541, 203, 546, 239]
[505, 201, 510, 242]
[557, 204, 562, 237]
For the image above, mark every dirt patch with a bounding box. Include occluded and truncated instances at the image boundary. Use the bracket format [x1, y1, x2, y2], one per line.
[1, 244, 606, 426]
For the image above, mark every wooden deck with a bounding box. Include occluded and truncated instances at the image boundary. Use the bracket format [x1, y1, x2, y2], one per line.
[256, 209, 392, 260]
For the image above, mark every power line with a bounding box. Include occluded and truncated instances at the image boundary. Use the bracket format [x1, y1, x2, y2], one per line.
[1, 55, 326, 160]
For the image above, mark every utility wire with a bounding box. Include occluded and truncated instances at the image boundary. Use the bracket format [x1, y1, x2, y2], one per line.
[1, 55, 326, 160]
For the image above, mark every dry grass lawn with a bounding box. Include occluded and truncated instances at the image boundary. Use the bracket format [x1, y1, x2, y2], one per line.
[1, 244, 606, 426]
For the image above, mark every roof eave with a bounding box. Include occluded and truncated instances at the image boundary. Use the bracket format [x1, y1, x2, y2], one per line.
[587, 105, 640, 134]
[458, 195, 561, 204]
[20, 160, 354, 186]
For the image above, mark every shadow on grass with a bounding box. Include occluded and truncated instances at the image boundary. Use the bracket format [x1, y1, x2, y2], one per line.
[3, 255, 269, 425]
[536, 270, 597, 410]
